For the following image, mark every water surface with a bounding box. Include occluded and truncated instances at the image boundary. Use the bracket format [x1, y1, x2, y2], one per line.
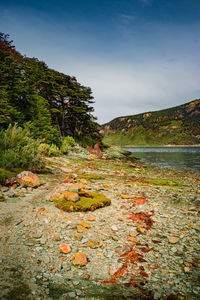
[124, 146, 200, 175]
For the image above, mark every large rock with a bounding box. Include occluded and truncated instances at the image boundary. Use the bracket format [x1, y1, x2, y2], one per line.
[16, 171, 40, 187]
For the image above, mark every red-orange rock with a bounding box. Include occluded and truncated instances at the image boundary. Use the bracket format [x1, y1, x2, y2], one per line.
[16, 171, 40, 187]
[60, 244, 71, 254]
[73, 252, 87, 266]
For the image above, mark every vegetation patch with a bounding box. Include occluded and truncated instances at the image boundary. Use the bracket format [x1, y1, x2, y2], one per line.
[0, 168, 14, 184]
[53, 191, 111, 212]
[129, 176, 182, 187]
[77, 173, 104, 181]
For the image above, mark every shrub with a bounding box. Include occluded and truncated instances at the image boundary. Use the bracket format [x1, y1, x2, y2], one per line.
[0, 124, 42, 170]
[60, 140, 69, 154]
[0, 168, 14, 184]
[38, 143, 50, 156]
[48, 144, 61, 156]
[64, 136, 76, 147]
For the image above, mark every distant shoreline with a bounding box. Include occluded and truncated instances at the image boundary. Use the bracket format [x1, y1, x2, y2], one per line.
[122, 144, 200, 148]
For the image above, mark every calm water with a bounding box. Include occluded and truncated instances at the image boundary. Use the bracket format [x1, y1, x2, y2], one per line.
[124, 147, 200, 175]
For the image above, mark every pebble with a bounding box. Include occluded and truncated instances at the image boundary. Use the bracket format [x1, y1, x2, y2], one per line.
[111, 225, 118, 231]
[1, 154, 199, 300]
[168, 237, 179, 244]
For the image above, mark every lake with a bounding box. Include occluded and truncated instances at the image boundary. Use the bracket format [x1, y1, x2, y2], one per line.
[124, 146, 200, 175]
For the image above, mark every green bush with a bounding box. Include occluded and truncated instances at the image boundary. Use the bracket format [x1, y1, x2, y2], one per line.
[60, 140, 69, 154]
[0, 124, 42, 170]
[64, 136, 76, 147]
[0, 168, 14, 184]
[39, 143, 50, 156]
[39, 142, 62, 157]
[48, 144, 61, 156]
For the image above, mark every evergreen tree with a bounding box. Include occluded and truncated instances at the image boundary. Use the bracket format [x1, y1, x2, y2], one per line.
[0, 32, 101, 146]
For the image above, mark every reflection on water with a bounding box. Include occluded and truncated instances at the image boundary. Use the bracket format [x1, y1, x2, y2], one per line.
[124, 147, 200, 174]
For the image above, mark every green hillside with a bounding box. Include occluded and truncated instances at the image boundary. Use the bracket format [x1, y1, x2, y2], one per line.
[101, 99, 200, 146]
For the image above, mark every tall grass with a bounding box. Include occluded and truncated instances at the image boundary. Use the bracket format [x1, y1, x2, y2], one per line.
[0, 125, 43, 170]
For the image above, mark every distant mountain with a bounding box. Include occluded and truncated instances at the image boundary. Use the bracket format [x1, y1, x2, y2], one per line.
[101, 99, 200, 146]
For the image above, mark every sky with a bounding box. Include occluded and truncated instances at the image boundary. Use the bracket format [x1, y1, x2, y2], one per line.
[1, 0, 200, 124]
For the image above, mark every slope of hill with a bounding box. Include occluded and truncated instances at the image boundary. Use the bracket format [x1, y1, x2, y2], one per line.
[101, 99, 200, 146]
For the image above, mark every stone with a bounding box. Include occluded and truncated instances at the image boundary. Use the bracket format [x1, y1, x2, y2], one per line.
[74, 233, 83, 240]
[67, 184, 81, 192]
[111, 225, 118, 231]
[60, 244, 71, 254]
[80, 222, 90, 228]
[73, 252, 87, 266]
[168, 237, 179, 244]
[62, 191, 79, 202]
[137, 225, 146, 233]
[86, 215, 95, 221]
[121, 194, 135, 199]
[77, 225, 85, 233]
[16, 171, 40, 187]
[110, 234, 119, 241]
[84, 240, 102, 249]
[184, 267, 190, 272]
[83, 273, 90, 279]
[189, 207, 196, 211]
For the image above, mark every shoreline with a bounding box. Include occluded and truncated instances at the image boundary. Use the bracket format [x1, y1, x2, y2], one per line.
[0, 150, 200, 299]
[122, 144, 200, 148]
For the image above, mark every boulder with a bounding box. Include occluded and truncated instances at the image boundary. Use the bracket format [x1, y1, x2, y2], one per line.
[16, 171, 40, 187]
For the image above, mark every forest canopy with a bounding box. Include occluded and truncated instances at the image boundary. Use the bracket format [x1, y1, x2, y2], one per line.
[0, 32, 100, 146]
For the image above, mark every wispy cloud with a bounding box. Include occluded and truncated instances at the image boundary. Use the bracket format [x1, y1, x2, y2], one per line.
[120, 14, 137, 24]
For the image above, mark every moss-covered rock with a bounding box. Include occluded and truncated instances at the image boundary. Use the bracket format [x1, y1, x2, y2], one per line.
[52, 191, 111, 212]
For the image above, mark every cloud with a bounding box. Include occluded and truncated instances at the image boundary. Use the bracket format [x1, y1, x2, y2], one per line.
[52, 56, 200, 124]
[120, 14, 137, 24]
[1, 5, 200, 125]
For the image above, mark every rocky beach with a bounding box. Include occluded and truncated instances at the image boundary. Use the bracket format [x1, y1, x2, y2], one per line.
[0, 148, 200, 300]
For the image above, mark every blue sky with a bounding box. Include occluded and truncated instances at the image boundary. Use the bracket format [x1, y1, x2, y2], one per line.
[1, 0, 200, 123]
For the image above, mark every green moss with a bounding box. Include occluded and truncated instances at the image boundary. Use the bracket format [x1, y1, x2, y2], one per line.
[53, 192, 111, 212]
[148, 178, 182, 186]
[130, 177, 182, 187]
[77, 173, 104, 181]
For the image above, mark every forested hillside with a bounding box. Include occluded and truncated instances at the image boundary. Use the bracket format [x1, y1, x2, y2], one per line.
[101, 99, 200, 146]
[0, 33, 100, 146]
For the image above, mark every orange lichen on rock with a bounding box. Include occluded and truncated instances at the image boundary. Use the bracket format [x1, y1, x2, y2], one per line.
[16, 171, 40, 187]
[60, 244, 71, 254]
[73, 252, 87, 266]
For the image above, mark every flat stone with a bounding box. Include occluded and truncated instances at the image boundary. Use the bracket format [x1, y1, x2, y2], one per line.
[73, 252, 87, 266]
[168, 237, 179, 244]
[60, 244, 71, 254]
[111, 225, 118, 231]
